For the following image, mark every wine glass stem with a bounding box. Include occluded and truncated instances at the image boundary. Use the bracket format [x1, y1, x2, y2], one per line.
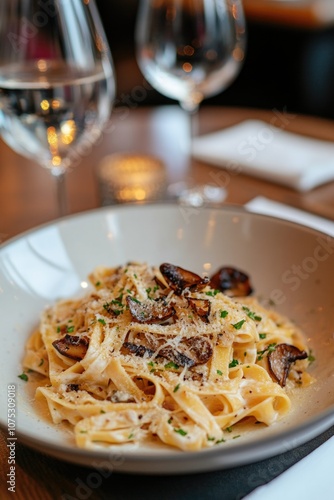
[178, 103, 200, 186]
[53, 170, 68, 217]
[189, 108, 199, 141]
[181, 100, 200, 145]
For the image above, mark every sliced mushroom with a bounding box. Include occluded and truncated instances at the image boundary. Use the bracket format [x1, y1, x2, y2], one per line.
[122, 338, 194, 367]
[268, 343, 308, 387]
[160, 263, 209, 295]
[126, 296, 176, 324]
[183, 337, 213, 365]
[132, 331, 161, 351]
[159, 346, 195, 368]
[123, 342, 155, 358]
[122, 330, 160, 357]
[187, 297, 211, 323]
[52, 334, 89, 361]
[161, 337, 213, 367]
[123, 335, 213, 368]
[210, 266, 253, 297]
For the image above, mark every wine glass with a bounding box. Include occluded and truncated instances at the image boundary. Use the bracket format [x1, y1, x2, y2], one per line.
[135, 0, 246, 139]
[0, 0, 115, 216]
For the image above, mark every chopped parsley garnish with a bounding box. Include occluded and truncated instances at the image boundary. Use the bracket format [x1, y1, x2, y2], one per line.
[112, 297, 123, 307]
[205, 289, 220, 297]
[232, 319, 246, 330]
[18, 373, 28, 382]
[174, 428, 187, 436]
[145, 286, 159, 299]
[233, 435, 241, 439]
[98, 318, 106, 325]
[95, 281, 101, 287]
[173, 383, 180, 393]
[207, 436, 215, 441]
[67, 325, 75, 333]
[148, 361, 156, 372]
[100, 409, 106, 414]
[217, 370, 223, 376]
[38, 359, 44, 367]
[134, 274, 137, 279]
[308, 350, 316, 364]
[165, 362, 179, 370]
[215, 438, 226, 444]
[220, 310, 229, 318]
[168, 418, 173, 424]
[259, 333, 267, 339]
[130, 297, 141, 304]
[257, 343, 277, 361]
[103, 300, 124, 316]
[128, 433, 134, 439]
[242, 306, 262, 322]
[226, 426, 233, 433]
[229, 359, 239, 368]
[57, 326, 61, 333]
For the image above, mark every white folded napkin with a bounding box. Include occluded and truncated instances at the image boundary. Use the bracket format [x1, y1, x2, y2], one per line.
[246, 196, 334, 236]
[244, 435, 334, 500]
[192, 119, 334, 191]
[244, 196, 334, 500]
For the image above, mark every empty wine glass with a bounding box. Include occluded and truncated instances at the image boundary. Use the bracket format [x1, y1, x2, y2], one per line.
[0, 0, 115, 216]
[136, 0, 246, 138]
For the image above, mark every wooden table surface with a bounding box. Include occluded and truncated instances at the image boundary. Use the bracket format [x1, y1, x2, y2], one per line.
[1, 104, 334, 243]
[1, 105, 334, 499]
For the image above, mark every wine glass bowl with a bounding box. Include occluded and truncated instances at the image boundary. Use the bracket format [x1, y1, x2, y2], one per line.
[0, 0, 115, 215]
[135, 0, 246, 115]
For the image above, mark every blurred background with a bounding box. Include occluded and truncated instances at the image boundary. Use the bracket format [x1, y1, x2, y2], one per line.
[95, 0, 334, 120]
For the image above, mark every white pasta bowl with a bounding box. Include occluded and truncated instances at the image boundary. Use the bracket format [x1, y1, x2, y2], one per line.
[0, 203, 333, 474]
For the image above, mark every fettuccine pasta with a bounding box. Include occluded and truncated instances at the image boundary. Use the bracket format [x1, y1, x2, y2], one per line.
[23, 263, 314, 451]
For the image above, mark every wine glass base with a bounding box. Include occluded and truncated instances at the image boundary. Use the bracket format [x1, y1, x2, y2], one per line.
[167, 181, 227, 207]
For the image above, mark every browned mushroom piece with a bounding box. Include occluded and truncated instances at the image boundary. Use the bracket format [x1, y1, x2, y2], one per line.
[159, 346, 195, 368]
[183, 337, 213, 364]
[161, 337, 213, 367]
[187, 297, 211, 323]
[123, 335, 213, 368]
[159, 263, 209, 295]
[123, 342, 155, 358]
[126, 296, 176, 324]
[52, 334, 89, 361]
[268, 343, 308, 387]
[210, 266, 253, 297]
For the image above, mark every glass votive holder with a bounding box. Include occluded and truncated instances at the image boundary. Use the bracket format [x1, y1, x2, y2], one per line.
[97, 153, 167, 205]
